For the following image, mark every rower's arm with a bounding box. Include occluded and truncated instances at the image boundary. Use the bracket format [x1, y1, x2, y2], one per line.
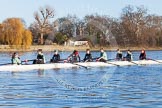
[90, 54, 92, 60]
[139, 54, 142, 59]
[83, 54, 87, 61]
[78, 55, 81, 62]
[43, 56, 46, 63]
[67, 54, 72, 61]
[68, 54, 72, 58]
[52, 55, 54, 60]
[58, 54, 60, 60]
[131, 54, 133, 61]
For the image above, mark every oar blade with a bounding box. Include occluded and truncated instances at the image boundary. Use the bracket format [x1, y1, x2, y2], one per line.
[106, 61, 120, 66]
[73, 63, 90, 69]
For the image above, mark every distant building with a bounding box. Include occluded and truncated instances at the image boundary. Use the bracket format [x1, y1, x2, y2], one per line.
[65, 40, 89, 46]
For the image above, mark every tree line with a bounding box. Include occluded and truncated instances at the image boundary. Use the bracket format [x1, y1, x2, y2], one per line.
[1, 5, 162, 48]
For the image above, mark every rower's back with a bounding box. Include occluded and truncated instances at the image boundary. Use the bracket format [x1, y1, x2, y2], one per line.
[116, 49, 123, 60]
[139, 49, 146, 60]
[126, 50, 133, 61]
[51, 50, 60, 63]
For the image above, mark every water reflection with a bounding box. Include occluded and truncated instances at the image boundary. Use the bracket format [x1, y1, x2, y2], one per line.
[37, 69, 44, 76]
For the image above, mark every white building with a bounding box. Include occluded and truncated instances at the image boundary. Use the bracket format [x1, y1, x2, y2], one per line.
[65, 40, 89, 46]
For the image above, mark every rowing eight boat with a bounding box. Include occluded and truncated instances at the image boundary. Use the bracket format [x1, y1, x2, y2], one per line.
[0, 60, 162, 71]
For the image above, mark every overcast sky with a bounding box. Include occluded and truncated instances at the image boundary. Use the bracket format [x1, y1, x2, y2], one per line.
[0, 0, 162, 26]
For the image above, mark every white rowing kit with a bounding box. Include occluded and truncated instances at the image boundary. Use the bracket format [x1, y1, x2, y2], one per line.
[0, 60, 162, 71]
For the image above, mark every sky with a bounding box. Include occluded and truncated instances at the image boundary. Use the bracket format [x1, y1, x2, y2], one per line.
[0, 0, 162, 27]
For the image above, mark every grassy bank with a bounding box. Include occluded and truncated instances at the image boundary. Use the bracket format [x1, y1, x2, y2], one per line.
[0, 45, 162, 52]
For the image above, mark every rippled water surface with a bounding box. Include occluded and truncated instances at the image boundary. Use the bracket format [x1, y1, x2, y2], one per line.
[0, 50, 162, 108]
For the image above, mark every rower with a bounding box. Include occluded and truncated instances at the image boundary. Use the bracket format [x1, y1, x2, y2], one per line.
[33, 49, 46, 64]
[97, 48, 107, 62]
[116, 49, 123, 60]
[83, 49, 93, 62]
[67, 50, 80, 63]
[139, 49, 146, 60]
[124, 49, 133, 61]
[11, 52, 21, 65]
[50, 50, 60, 63]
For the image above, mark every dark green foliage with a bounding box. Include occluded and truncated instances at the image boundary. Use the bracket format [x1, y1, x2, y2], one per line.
[54, 33, 68, 45]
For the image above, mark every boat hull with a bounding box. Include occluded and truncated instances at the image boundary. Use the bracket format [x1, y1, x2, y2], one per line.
[1, 60, 162, 71]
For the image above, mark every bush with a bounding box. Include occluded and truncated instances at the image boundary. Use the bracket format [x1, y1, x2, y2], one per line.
[54, 32, 68, 45]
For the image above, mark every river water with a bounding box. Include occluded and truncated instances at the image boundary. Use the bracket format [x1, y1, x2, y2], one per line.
[0, 50, 162, 108]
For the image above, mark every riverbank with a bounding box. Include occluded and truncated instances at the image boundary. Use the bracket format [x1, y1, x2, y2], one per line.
[0, 45, 162, 52]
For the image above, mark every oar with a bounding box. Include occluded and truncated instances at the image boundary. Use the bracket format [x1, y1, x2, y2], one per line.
[82, 57, 115, 62]
[147, 58, 162, 64]
[83, 57, 119, 67]
[95, 57, 120, 66]
[60, 58, 90, 69]
[21, 59, 35, 65]
[47, 59, 67, 63]
[105, 61, 120, 66]
[0, 63, 12, 66]
[22, 59, 35, 63]
[82, 58, 94, 62]
[73, 63, 90, 69]
[91, 57, 100, 61]
[0, 59, 35, 66]
[60, 59, 68, 62]
[108, 58, 117, 61]
[128, 61, 139, 65]
[81, 57, 100, 62]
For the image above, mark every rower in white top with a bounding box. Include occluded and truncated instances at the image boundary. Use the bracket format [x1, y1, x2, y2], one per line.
[97, 48, 108, 62]
[11, 52, 21, 65]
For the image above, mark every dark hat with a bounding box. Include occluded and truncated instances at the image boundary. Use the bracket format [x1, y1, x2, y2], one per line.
[54, 50, 58, 53]
[38, 49, 42, 52]
[73, 50, 77, 53]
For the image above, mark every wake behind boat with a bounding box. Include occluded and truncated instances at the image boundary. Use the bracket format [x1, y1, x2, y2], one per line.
[1, 60, 162, 72]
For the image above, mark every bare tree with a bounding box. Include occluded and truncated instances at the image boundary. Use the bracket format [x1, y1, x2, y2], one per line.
[121, 5, 147, 46]
[34, 5, 54, 44]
